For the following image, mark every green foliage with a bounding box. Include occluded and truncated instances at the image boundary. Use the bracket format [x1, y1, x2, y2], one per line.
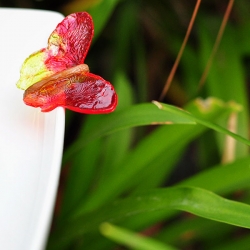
[42, 0, 250, 249]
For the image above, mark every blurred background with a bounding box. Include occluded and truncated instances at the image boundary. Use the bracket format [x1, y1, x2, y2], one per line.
[2, 0, 250, 249]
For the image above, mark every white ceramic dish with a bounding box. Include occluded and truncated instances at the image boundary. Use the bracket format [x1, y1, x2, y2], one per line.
[0, 8, 65, 250]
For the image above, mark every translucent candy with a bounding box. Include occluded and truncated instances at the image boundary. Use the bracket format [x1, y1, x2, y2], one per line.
[17, 12, 117, 114]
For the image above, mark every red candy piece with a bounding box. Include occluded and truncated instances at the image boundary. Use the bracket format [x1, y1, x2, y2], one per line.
[24, 64, 117, 114]
[44, 12, 94, 72]
[21, 12, 117, 114]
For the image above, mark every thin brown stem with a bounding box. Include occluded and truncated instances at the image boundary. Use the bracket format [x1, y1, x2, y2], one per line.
[198, 0, 235, 90]
[159, 0, 201, 101]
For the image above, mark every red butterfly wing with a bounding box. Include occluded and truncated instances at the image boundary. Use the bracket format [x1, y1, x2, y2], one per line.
[23, 65, 117, 114]
[45, 12, 94, 72]
[64, 72, 117, 114]
[17, 12, 94, 90]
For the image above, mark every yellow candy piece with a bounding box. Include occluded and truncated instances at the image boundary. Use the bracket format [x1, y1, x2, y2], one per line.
[16, 50, 53, 90]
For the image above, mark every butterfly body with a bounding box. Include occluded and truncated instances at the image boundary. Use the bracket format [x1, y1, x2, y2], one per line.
[17, 12, 117, 114]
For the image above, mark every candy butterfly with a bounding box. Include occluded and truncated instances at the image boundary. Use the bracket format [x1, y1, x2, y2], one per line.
[16, 12, 117, 114]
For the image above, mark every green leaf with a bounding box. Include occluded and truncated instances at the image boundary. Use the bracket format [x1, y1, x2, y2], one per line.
[63, 102, 196, 163]
[121, 156, 250, 242]
[72, 98, 241, 213]
[198, 17, 249, 157]
[113, 1, 138, 73]
[97, 72, 134, 184]
[155, 216, 231, 247]
[60, 139, 102, 216]
[178, 156, 250, 194]
[79, 124, 192, 213]
[100, 223, 177, 250]
[212, 234, 250, 250]
[49, 187, 250, 248]
[88, 0, 122, 41]
[153, 101, 250, 146]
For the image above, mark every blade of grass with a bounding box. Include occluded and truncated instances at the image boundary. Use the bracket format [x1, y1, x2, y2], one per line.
[113, 1, 138, 73]
[178, 156, 250, 194]
[79, 124, 194, 212]
[131, 145, 184, 193]
[73, 98, 241, 212]
[198, 0, 234, 89]
[212, 234, 250, 250]
[160, 0, 201, 100]
[198, 17, 249, 157]
[156, 216, 232, 247]
[48, 186, 250, 248]
[153, 101, 249, 146]
[88, 0, 122, 42]
[100, 222, 178, 250]
[60, 139, 102, 217]
[120, 155, 250, 240]
[96, 71, 135, 186]
[62, 102, 196, 163]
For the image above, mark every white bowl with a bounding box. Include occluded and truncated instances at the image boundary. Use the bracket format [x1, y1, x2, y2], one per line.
[0, 8, 65, 250]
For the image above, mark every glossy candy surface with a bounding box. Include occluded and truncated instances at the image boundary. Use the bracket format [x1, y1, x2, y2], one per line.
[16, 12, 117, 114]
